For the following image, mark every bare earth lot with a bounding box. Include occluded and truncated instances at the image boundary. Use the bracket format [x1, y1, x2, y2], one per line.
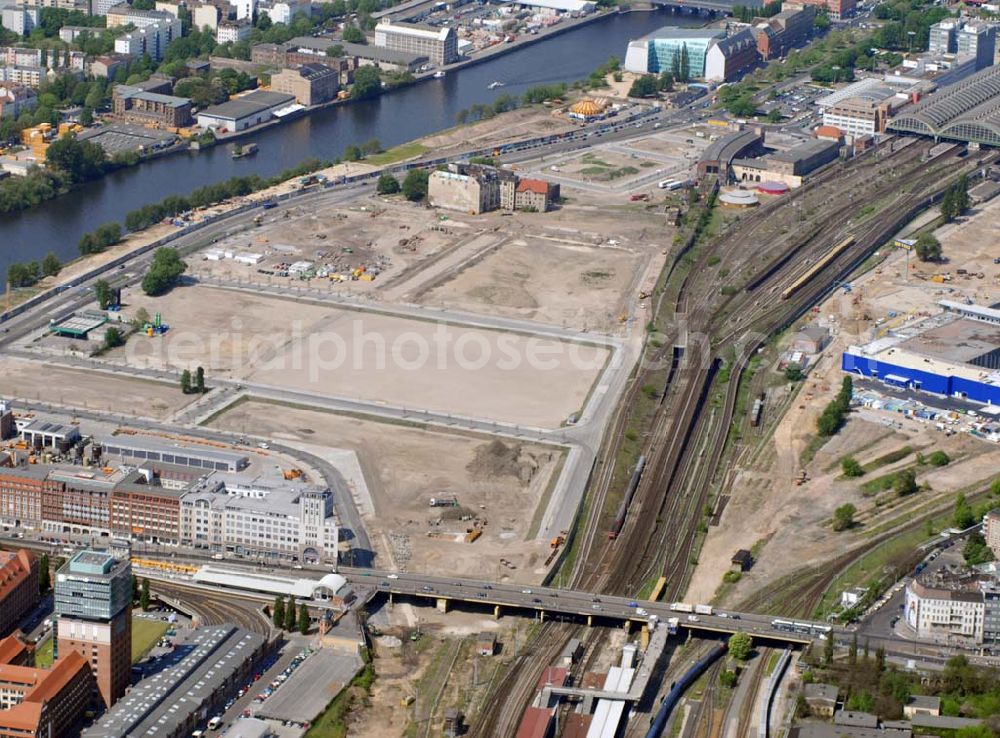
[0, 356, 192, 419]
[209, 401, 559, 577]
[105, 284, 606, 427]
[416, 235, 644, 332]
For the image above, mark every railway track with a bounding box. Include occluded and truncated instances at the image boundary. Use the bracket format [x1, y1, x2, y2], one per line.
[151, 581, 272, 635]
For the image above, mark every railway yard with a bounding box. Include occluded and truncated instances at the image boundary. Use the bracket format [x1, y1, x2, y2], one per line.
[2, 95, 1000, 738]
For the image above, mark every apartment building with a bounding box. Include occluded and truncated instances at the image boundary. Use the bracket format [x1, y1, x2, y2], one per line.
[783, 0, 854, 20]
[1, 5, 38, 36]
[428, 163, 506, 214]
[514, 178, 559, 212]
[0, 84, 36, 119]
[0, 649, 94, 738]
[105, 3, 175, 28]
[0, 551, 38, 639]
[984, 509, 1000, 559]
[754, 5, 814, 60]
[216, 19, 253, 44]
[904, 567, 990, 644]
[373, 20, 457, 65]
[114, 19, 182, 61]
[957, 22, 997, 71]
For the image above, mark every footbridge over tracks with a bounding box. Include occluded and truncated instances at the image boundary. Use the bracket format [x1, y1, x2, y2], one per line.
[339, 568, 841, 646]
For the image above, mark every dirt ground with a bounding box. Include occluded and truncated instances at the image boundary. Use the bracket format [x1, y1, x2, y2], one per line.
[100, 283, 606, 427]
[209, 401, 560, 577]
[418, 106, 576, 156]
[685, 198, 1000, 604]
[0, 355, 193, 419]
[416, 233, 645, 332]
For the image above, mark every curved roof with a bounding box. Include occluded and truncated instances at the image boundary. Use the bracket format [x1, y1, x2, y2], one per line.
[888, 64, 1000, 146]
[758, 181, 789, 194]
[719, 189, 759, 206]
[700, 130, 763, 166]
[569, 98, 605, 116]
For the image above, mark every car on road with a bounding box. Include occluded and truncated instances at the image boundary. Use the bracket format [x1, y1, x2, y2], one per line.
[387, 574, 399, 580]
[628, 601, 638, 608]
[421, 585, 433, 592]
[592, 604, 602, 611]
[521, 589, 533, 594]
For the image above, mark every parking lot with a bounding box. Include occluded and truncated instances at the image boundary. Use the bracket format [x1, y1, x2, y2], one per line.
[256, 648, 363, 724]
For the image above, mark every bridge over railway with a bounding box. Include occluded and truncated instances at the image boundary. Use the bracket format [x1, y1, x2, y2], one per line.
[338, 567, 840, 645]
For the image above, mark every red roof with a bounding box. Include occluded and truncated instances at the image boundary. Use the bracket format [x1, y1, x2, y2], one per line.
[27, 651, 90, 704]
[515, 707, 554, 738]
[814, 125, 843, 140]
[0, 632, 31, 666]
[535, 666, 568, 690]
[516, 178, 550, 195]
[562, 713, 593, 738]
[0, 550, 34, 603]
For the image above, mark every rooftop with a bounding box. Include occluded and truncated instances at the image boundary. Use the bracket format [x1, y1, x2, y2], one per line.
[115, 84, 191, 108]
[633, 25, 726, 43]
[374, 20, 455, 42]
[198, 90, 295, 122]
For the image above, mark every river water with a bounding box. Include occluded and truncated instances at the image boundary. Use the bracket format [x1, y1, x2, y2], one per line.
[1, 9, 694, 272]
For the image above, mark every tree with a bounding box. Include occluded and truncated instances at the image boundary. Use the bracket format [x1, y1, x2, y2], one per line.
[104, 326, 124, 349]
[41, 252, 61, 277]
[728, 632, 753, 661]
[377, 173, 400, 195]
[679, 43, 690, 83]
[628, 75, 659, 98]
[133, 307, 150, 329]
[832, 503, 856, 531]
[141, 247, 186, 296]
[342, 25, 365, 43]
[846, 690, 874, 712]
[766, 107, 782, 123]
[963, 532, 994, 566]
[325, 44, 344, 58]
[140, 577, 151, 611]
[657, 71, 674, 92]
[893, 468, 918, 497]
[837, 376, 853, 413]
[824, 633, 834, 665]
[45, 135, 107, 183]
[195, 366, 205, 393]
[402, 168, 429, 202]
[350, 65, 380, 100]
[272, 596, 284, 627]
[914, 231, 942, 262]
[927, 450, 950, 467]
[941, 187, 957, 222]
[180, 369, 192, 394]
[7, 263, 36, 288]
[79, 107, 94, 126]
[38, 553, 50, 592]
[94, 279, 112, 309]
[298, 603, 309, 634]
[132, 574, 140, 603]
[361, 138, 382, 155]
[848, 633, 857, 667]
[284, 597, 296, 631]
[841, 457, 863, 478]
[954, 492, 975, 529]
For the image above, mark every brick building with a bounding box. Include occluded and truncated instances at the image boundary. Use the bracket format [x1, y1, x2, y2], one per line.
[0, 551, 38, 639]
[783, 0, 854, 20]
[0, 650, 94, 738]
[112, 84, 193, 127]
[754, 5, 814, 60]
[269, 63, 339, 105]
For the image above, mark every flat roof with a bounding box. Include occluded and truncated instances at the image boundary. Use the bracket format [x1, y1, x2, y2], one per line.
[898, 316, 1000, 365]
[198, 90, 295, 122]
[50, 310, 107, 337]
[191, 566, 347, 600]
[95, 433, 249, 467]
[770, 137, 838, 163]
[634, 25, 725, 42]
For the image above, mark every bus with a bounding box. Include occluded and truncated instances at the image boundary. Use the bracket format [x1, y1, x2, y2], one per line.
[658, 179, 683, 191]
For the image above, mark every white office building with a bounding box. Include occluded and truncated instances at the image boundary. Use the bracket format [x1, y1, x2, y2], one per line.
[374, 20, 457, 65]
[179, 471, 339, 562]
[904, 567, 987, 644]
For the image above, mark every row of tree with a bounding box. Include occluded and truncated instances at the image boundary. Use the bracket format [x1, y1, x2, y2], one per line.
[180, 367, 206, 394]
[142, 248, 187, 296]
[272, 596, 311, 634]
[7, 253, 61, 289]
[817, 376, 853, 437]
[78, 222, 123, 256]
[376, 169, 428, 201]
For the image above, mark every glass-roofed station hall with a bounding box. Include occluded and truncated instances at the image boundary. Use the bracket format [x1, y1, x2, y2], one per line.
[889, 64, 1000, 147]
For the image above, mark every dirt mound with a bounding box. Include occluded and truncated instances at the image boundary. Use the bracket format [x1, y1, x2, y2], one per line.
[467, 439, 550, 486]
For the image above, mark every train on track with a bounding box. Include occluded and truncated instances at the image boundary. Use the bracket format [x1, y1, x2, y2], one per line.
[644, 643, 726, 738]
[770, 619, 832, 638]
[781, 236, 855, 300]
[608, 455, 646, 539]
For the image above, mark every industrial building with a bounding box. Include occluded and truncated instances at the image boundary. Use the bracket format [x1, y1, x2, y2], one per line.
[82, 626, 267, 738]
[196, 90, 296, 132]
[623, 27, 725, 77]
[112, 84, 193, 128]
[252, 36, 418, 73]
[373, 20, 458, 65]
[95, 433, 248, 472]
[0, 635, 94, 738]
[269, 63, 340, 106]
[731, 137, 839, 188]
[0, 550, 38, 638]
[54, 550, 132, 709]
[842, 301, 1000, 406]
[888, 63, 1000, 147]
[696, 128, 765, 178]
[505, 0, 595, 13]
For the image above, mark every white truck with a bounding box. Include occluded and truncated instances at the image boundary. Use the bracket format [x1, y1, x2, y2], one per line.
[694, 604, 714, 616]
[670, 602, 694, 613]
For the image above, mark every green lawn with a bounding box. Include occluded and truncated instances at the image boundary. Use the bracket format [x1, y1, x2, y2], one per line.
[365, 142, 429, 166]
[34, 637, 53, 668]
[132, 617, 169, 663]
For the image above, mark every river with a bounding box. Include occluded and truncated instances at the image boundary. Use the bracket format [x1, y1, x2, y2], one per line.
[1, 9, 697, 273]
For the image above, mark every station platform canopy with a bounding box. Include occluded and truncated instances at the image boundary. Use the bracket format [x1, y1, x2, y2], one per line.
[193, 565, 348, 600]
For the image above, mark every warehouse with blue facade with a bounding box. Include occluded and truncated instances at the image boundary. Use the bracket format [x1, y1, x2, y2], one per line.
[842, 301, 1000, 407]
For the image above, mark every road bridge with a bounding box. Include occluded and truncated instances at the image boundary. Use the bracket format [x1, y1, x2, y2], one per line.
[647, 0, 761, 14]
[338, 567, 838, 645]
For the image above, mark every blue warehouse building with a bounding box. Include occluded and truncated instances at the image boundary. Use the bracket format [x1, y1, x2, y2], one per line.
[842, 302, 1000, 407]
